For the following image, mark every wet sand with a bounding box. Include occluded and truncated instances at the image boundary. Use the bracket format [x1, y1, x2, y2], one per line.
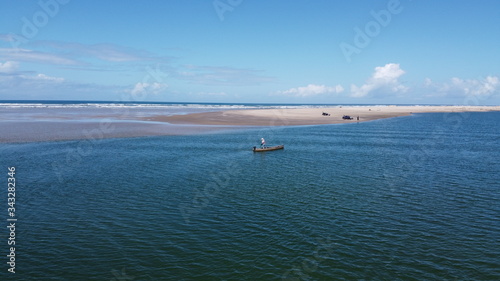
[0, 121, 248, 143]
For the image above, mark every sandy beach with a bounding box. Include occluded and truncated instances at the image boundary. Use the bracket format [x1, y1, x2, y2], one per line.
[148, 105, 500, 126]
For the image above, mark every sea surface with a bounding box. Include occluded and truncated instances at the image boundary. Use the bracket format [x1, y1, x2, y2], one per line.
[0, 102, 499, 280]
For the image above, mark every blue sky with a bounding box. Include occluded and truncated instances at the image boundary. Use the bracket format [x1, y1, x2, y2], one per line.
[0, 0, 499, 104]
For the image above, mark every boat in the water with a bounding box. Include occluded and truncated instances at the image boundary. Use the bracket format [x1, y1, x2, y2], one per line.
[253, 145, 284, 152]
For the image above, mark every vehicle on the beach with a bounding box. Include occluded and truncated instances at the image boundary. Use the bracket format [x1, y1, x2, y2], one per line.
[342, 115, 353, 120]
[253, 145, 284, 152]
[322, 112, 330, 116]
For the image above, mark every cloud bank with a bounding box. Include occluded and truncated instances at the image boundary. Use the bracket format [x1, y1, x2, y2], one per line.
[176, 65, 275, 86]
[350, 63, 408, 97]
[422, 76, 499, 104]
[277, 84, 344, 97]
[130, 82, 168, 96]
[437, 76, 499, 96]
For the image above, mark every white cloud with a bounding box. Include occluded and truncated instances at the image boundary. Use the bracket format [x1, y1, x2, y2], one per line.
[33, 41, 156, 62]
[0, 61, 19, 73]
[350, 63, 408, 97]
[0, 42, 163, 68]
[425, 76, 499, 97]
[0, 73, 65, 83]
[277, 84, 344, 97]
[176, 65, 275, 86]
[0, 72, 127, 100]
[0, 34, 15, 42]
[32, 73, 65, 82]
[130, 82, 167, 96]
[424, 77, 433, 87]
[0, 48, 79, 65]
[0, 72, 67, 99]
[449, 76, 499, 96]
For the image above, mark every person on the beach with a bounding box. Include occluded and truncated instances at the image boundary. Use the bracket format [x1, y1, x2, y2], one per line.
[261, 138, 266, 148]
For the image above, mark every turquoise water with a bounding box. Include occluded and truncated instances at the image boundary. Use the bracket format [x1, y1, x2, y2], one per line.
[1, 112, 499, 280]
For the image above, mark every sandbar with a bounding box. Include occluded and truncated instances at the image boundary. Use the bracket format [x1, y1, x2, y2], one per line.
[3, 105, 499, 143]
[147, 105, 500, 126]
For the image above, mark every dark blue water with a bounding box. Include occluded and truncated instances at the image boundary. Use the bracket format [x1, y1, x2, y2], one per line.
[1, 112, 499, 280]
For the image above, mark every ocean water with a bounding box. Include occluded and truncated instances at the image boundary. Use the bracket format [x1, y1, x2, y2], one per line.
[1, 111, 499, 280]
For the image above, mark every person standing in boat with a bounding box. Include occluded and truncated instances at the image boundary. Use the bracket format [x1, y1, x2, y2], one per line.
[261, 138, 266, 148]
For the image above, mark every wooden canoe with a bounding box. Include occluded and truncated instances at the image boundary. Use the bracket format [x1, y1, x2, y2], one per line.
[253, 145, 284, 152]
